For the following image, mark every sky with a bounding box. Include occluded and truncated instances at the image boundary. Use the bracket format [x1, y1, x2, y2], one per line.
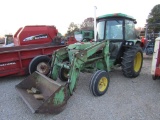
[0, 0, 159, 36]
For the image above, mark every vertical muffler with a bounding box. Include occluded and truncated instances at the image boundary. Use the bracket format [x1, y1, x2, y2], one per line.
[15, 71, 69, 114]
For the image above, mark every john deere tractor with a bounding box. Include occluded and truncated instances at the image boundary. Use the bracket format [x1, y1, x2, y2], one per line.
[16, 13, 143, 114]
[74, 30, 94, 42]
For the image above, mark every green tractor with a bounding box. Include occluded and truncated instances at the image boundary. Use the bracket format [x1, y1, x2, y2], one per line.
[16, 13, 143, 114]
[74, 30, 94, 42]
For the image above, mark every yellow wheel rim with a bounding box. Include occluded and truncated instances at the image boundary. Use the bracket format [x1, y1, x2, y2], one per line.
[134, 52, 142, 72]
[98, 77, 108, 92]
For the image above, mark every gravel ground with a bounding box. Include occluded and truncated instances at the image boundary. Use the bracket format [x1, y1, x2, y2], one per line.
[0, 44, 3, 47]
[0, 54, 160, 120]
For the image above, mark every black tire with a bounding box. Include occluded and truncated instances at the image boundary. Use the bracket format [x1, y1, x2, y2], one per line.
[58, 67, 69, 82]
[121, 46, 143, 78]
[29, 55, 51, 75]
[89, 70, 110, 96]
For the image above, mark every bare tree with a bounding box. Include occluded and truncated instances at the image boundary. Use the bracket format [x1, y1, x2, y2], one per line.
[80, 17, 94, 30]
[66, 22, 79, 36]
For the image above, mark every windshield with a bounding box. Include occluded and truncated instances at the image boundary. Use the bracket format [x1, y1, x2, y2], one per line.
[106, 20, 123, 39]
[97, 20, 123, 40]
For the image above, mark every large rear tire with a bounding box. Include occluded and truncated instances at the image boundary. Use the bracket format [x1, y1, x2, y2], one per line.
[122, 46, 143, 78]
[89, 70, 110, 96]
[29, 55, 51, 75]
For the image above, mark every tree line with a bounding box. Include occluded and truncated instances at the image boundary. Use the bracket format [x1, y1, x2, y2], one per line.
[146, 4, 160, 33]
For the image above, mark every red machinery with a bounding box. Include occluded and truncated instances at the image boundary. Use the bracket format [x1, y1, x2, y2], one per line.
[66, 36, 77, 45]
[0, 25, 65, 77]
[151, 37, 160, 79]
[142, 23, 160, 55]
[13, 25, 58, 46]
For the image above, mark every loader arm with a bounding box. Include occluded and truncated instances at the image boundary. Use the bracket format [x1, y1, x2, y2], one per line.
[68, 41, 110, 94]
[51, 40, 110, 95]
[51, 47, 69, 80]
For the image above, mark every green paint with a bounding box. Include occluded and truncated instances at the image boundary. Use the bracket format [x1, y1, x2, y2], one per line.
[51, 47, 68, 80]
[49, 13, 142, 96]
[98, 13, 134, 20]
[74, 30, 94, 41]
[54, 87, 65, 106]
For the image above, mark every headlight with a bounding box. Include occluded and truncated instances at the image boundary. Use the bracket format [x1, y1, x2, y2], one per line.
[125, 41, 133, 46]
[129, 42, 133, 45]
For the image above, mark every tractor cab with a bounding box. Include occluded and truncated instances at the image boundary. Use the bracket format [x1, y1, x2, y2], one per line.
[96, 13, 140, 61]
[74, 30, 94, 42]
[97, 13, 137, 41]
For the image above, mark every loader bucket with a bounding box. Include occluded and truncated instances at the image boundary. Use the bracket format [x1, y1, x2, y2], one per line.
[15, 71, 69, 114]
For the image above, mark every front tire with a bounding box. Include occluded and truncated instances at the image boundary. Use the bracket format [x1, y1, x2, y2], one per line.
[89, 70, 110, 96]
[122, 46, 143, 78]
[58, 67, 69, 82]
[29, 55, 51, 75]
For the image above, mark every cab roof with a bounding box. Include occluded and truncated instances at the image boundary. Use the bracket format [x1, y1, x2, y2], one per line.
[97, 13, 135, 20]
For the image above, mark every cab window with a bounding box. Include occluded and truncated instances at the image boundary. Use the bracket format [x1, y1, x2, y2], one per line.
[105, 20, 123, 40]
[125, 20, 136, 40]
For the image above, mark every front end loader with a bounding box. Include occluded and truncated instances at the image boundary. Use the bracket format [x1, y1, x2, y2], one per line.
[16, 13, 143, 114]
